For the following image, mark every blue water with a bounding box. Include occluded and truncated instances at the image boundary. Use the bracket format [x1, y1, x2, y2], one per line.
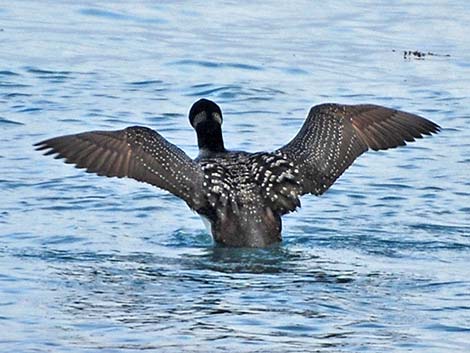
[1, 1, 469, 352]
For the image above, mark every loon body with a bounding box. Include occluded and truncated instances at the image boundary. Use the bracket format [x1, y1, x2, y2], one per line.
[35, 99, 440, 247]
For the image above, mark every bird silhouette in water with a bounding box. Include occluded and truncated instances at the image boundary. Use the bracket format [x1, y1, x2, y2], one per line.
[35, 99, 440, 247]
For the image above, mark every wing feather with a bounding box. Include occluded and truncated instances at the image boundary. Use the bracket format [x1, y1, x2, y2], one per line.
[35, 126, 204, 209]
[278, 103, 440, 195]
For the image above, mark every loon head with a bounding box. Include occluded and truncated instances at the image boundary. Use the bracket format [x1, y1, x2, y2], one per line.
[189, 98, 226, 154]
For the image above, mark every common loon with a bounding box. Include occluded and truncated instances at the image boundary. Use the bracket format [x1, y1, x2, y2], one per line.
[35, 99, 440, 247]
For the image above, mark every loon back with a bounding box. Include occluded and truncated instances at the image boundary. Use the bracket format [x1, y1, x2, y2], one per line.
[35, 98, 440, 247]
[197, 151, 301, 246]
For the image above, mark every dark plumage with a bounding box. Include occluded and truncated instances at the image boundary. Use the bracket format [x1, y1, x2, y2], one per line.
[35, 98, 440, 247]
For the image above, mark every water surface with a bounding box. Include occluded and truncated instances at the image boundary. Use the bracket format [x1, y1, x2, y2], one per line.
[1, 1, 469, 352]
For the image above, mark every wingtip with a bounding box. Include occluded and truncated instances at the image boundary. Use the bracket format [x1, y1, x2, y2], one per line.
[34, 138, 55, 151]
[424, 121, 441, 136]
[34, 142, 56, 154]
[33, 140, 46, 149]
[34, 143, 51, 152]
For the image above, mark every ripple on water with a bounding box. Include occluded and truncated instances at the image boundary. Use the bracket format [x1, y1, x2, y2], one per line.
[169, 59, 264, 71]
[185, 83, 285, 102]
[0, 82, 30, 88]
[127, 79, 164, 86]
[78, 7, 166, 24]
[0, 70, 20, 76]
[0, 117, 24, 126]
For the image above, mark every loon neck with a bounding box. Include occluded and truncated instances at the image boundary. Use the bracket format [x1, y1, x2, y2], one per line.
[196, 123, 226, 154]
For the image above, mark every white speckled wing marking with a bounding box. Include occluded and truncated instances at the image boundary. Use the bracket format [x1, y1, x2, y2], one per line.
[278, 103, 440, 196]
[35, 126, 204, 209]
[200, 154, 263, 217]
[250, 152, 302, 215]
[199, 152, 303, 216]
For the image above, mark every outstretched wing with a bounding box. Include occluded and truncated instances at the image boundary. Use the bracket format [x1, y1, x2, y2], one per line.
[278, 103, 440, 196]
[35, 126, 205, 209]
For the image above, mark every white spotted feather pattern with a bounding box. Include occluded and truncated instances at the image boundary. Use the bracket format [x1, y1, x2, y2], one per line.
[35, 99, 440, 247]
